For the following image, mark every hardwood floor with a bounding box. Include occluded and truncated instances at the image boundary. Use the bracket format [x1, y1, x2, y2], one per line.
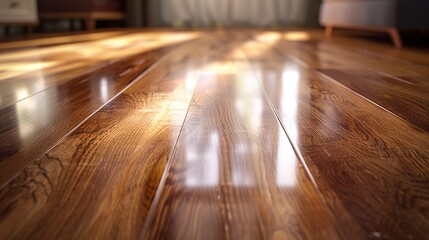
[0, 30, 428, 239]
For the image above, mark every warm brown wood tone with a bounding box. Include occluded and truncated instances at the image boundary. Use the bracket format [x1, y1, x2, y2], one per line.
[142, 34, 344, 240]
[0, 32, 198, 186]
[319, 69, 429, 132]
[241, 34, 429, 238]
[0, 39, 205, 239]
[325, 25, 333, 39]
[0, 31, 128, 50]
[388, 28, 402, 48]
[0, 30, 429, 239]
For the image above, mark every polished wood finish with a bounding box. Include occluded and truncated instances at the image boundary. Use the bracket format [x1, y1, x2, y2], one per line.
[0, 30, 429, 239]
[0, 31, 128, 50]
[0, 41, 204, 239]
[0, 32, 198, 186]
[244, 32, 429, 238]
[142, 35, 343, 240]
[319, 69, 429, 131]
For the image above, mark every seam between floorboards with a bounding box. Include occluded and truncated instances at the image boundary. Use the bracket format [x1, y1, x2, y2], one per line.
[0, 46, 167, 111]
[0, 41, 191, 190]
[264, 37, 428, 133]
[238, 43, 350, 239]
[317, 70, 428, 133]
[139, 38, 210, 239]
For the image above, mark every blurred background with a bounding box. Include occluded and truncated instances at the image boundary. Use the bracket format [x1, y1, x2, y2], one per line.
[0, 0, 322, 36]
[144, 0, 321, 27]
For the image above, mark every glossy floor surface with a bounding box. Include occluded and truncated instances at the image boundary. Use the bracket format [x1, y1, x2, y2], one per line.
[0, 30, 428, 240]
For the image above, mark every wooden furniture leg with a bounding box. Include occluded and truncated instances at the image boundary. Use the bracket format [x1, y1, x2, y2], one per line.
[388, 28, 402, 48]
[26, 26, 33, 36]
[325, 25, 333, 39]
[85, 18, 95, 31]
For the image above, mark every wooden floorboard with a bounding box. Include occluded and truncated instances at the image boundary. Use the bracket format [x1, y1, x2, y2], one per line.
[0, 31, 130, 51]
[0, 29, 428, 240]
[241, 37, 429, 238]
[0, 39, 205, 239]
[142, 33, 343, 240]
[0, 33, 198, 187]
[257, 34, 429, 86]
[319, 69, 429, 132]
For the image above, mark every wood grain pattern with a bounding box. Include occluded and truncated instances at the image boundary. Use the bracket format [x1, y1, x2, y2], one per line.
[0, 49, 164, 187]
[0, 40, 206, 239]
[262, 34, 429, 85]
[0, 30, 429, 240]
[0, 33, 199, 187]
[142, 36, 343, 240]
[242, 38, 429, 239]
[319, 69, 429, 132]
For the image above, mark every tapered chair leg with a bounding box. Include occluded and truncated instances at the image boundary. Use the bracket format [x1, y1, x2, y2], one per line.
[85, 19, 96, 31]
[388, 28, 402, 48]
[26, 26, 33, 36]
[325, 25, 333, 40]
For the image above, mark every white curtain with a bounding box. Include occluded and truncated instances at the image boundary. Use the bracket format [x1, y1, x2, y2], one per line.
[160, 0, 311, 27]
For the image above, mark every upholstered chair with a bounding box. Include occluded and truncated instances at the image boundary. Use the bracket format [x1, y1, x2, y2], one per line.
[320, 0, 429, 47]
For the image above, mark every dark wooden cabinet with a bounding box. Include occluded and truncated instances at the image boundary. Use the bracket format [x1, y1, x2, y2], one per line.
[38, 0, 123, 12]
[37, 0, 125, 30]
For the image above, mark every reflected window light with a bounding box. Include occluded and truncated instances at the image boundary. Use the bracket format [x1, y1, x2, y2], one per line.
[185, 132, 220, 188]
[255, 32, 282, 43]
[100, 77, 109, 102]
[235, 143, 248, 154]
[282, 69, 300, 82]
[16, 88, 30, 99]
[232, 167, 254, 187]
[232, 142, 255, 187]
[101, 38, 131, 48]
[0, 62, 57, 80]
[275, 69, 301, 187]
[200, 61, 243, 75]
[0, 62, 56, 72]
[281, 69, 300, 142]
[238, 32, 281, 58]
[276, 130, 297, 187]
[0, 33, 200, 80]
[234, 71, 263, 133]
[283, 32, 310, 41]
[185, 71, 199, 92]
[15, 78, 50, 140]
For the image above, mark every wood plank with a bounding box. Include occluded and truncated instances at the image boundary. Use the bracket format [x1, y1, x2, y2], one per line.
[326, 33, 429, 68]
[262, 35, 429, 86]
[0, 40, 206, 239]
[0, 32, 199, 187]
[0, 29, 428, 239]
[319, 69, 429, 132]
[0, 32, 199, 107]
[0, 31, 129, 51]
[242, 37, 429, 239]
[0, 49, 164, 187]
[142, 34, 344, 240]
